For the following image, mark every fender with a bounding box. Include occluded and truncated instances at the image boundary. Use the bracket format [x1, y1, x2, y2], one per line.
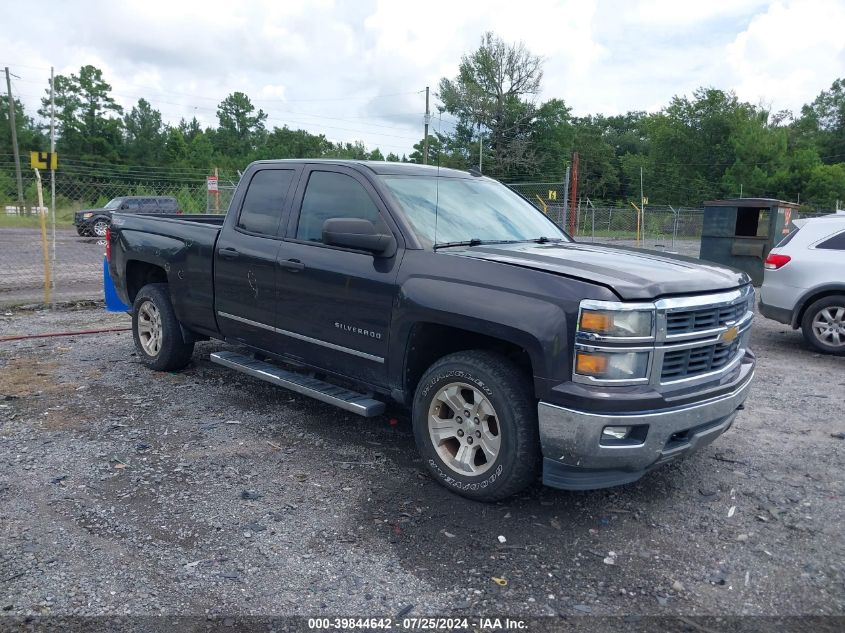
[391, 275, 571, 393]
[791, 283, 845, 328]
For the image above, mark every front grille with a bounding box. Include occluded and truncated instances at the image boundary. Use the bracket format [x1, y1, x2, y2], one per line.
[661, 338, 740, 381]
[666, 299, 747, 336]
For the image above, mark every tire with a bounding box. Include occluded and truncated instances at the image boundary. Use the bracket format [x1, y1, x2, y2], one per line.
[801, 295, 845, 355]
[92, 219, 109, 237]
[131, 283, 195, 371]
[76, 227, 86, 237]
[412, 350, 540, 502]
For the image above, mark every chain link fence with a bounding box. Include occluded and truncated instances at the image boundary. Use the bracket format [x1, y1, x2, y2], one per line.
[509, 182, 705, 257]
[0, 169, 833, 308]
[0, 169, 235, 307]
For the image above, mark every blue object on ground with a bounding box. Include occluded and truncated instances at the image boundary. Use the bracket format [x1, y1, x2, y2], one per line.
[103, 257, 130, 312]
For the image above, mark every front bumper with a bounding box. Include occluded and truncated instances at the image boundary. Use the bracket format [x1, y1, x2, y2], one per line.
[538, 359, 754, 490]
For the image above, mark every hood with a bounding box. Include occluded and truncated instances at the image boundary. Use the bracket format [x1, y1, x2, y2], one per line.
[445, 241, 750, 300]
[74, 208, 111, 218]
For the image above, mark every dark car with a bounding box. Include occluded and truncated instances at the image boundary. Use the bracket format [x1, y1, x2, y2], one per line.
[74, 196, 180, 237]
[107, 160, 755, 501]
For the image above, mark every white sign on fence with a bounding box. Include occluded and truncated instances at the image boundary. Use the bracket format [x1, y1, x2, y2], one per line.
[207, 176, 219, 193]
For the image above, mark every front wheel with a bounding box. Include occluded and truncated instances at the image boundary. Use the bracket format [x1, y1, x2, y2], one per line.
[92, 219, 109, 237]
[801, 295, 845, 355]
[412, 350, 540, 502]
[132, 283, 195, 371]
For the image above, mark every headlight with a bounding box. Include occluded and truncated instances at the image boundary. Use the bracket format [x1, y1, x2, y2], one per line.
[579, 308, 653, 338]
[82, 212, 93, 219]
[575, 350, 650, 380]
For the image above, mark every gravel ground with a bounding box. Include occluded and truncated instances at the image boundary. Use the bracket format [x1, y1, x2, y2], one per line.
[0, 303, 843, 625]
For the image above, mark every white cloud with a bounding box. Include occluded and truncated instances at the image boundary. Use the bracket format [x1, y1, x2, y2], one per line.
[0, 0, 841, 156]
[726, 0, 845, 112]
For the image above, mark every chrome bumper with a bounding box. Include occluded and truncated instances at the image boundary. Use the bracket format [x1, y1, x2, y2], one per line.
[539, 363, 754, 490]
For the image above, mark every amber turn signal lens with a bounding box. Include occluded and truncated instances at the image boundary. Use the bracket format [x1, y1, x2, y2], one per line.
[580, 311, 612, 332]
[575, 352, 608, 375]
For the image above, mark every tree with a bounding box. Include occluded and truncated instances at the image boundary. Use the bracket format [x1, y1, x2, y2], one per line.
[215, 92, 268, 162]
[163, 126, 189, 166]
[805, 163, 845, 207]
[39, 65, 123, 159]
[529, 99, 574, 179]
[438, 32, 543, 178]
[0, 95, 46, 154]
[124, 98, 164, 164]
[798, 78, 845, 162]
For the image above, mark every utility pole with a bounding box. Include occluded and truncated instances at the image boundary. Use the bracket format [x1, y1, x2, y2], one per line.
[5, 67, 25, 215]
[568, 152, 579, 235]
[640, 165, 645, 242]
[562, 164, 571, 228]
[422, 86, 430, 165]
[49, 67, 57, 303]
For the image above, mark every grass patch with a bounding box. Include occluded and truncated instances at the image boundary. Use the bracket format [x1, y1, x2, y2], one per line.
[0, 209, 75, 229]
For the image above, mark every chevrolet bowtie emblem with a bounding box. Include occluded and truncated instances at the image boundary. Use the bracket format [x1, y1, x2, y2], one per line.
[720, 325, 739, 344]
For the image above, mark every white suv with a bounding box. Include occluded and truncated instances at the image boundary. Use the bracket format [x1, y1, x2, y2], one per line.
[759, 214, 845, 354]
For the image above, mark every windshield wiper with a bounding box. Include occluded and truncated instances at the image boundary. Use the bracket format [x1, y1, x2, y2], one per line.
[433, 239, 530, 250]
[433, 238, 483, 250]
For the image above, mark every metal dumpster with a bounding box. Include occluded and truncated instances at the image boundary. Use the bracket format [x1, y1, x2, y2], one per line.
[699, 198, 798, 286]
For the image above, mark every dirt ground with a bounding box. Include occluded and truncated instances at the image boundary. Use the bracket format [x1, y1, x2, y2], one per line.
[0, 304, 843, 627]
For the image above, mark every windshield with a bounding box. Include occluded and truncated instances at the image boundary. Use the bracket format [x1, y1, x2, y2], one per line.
[379, 175, 568, 246]
[104, 198, 122, 210]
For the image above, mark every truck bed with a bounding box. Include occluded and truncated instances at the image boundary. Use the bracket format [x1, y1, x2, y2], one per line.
[109, 212, 223, 335]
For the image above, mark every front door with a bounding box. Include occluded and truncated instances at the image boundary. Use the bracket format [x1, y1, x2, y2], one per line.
[275, 166, 402, 386]
[214, 166, 298, 353]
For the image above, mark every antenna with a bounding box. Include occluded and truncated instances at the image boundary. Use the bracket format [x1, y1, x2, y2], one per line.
[433, 109, 442, 247]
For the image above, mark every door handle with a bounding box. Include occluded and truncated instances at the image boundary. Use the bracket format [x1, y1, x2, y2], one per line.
[280, 258, 305, 272]
[219, 247, 240, 260]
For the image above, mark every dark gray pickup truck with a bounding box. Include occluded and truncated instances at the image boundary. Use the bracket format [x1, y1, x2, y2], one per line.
[107, 160, 756, 501]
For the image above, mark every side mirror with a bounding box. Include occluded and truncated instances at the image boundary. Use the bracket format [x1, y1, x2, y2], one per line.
[322, 218, 396, 257]
[121, 203, 129, 210]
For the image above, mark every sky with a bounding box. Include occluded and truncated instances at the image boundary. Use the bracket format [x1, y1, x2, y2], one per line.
[2, 0, 844, 157]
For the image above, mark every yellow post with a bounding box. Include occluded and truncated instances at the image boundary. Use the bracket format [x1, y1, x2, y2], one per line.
[534, 194, 548, 215]
[34, 168, 51, 304]
[630, 202, 642, 247]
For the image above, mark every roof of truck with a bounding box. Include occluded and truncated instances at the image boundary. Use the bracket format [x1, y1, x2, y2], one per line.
[248, 159, 476, 178]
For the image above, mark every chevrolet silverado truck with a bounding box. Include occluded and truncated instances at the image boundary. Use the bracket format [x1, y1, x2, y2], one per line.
[107, 160, 756, 501]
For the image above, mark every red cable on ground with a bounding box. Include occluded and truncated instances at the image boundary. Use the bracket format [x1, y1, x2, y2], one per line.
[0, 327, 131, 343]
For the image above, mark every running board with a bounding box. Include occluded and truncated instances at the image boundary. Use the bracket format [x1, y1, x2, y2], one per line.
[210, 351, 386, 417]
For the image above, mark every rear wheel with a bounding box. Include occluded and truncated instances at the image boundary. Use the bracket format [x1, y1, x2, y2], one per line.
[412, 350, 540, 502]
[802, 295, 845, 355]
[132, 283, 194, 371]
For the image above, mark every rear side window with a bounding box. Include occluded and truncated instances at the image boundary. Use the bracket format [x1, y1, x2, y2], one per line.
[295, 171, 385, 243]
[816, 230, 845, 250]
[158, 198, 178, 211]
[237, 169, 295, 236]
[776, 227, 800, 247]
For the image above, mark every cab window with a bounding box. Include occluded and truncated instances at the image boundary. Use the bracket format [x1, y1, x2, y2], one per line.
[295, 171, 385, 243]
[237, 169, 295, 236]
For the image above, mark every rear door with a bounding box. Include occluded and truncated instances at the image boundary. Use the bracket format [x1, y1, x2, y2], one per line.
[214, 166, 299, 352]
[274, 165, 402, 385]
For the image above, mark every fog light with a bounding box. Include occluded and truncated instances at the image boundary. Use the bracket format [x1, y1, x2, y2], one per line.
[602, 426, 631, 440]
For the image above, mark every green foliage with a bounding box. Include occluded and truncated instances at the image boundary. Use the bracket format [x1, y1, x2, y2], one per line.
[4, 58, 844, 213]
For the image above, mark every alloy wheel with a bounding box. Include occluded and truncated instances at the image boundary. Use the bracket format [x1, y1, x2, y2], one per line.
[427, 382, 501, 476]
